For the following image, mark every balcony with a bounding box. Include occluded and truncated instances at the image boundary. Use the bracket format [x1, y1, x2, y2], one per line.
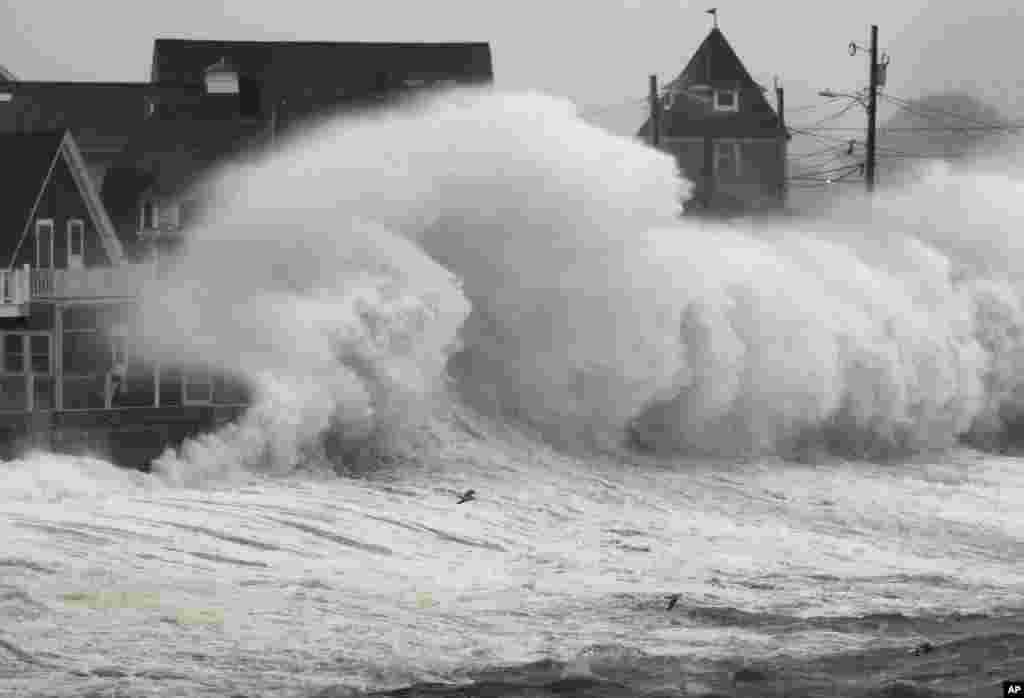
[30, 264, 155, 300]
[0, 263, 158, 315]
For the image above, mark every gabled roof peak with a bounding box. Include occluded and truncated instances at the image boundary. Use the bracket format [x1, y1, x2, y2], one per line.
[669, 26, 757, 91]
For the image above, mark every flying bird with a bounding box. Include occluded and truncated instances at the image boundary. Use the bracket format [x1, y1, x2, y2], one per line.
[666, 594, 680, 611]
[457, 489, 476, 504]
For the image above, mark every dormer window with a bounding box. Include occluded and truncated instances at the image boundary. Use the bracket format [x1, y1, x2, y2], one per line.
[204, 57, 239, 95]
[714, 89, 739, 112]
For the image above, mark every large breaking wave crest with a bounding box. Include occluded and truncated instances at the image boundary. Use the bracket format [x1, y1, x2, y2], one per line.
[125, 88, 1024, 483]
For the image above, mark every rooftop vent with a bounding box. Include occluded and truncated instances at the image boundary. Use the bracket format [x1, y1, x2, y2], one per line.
[204, 57, 239, 95]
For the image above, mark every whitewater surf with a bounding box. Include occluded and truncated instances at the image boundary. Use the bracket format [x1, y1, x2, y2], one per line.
[1, 88, 1022, 697]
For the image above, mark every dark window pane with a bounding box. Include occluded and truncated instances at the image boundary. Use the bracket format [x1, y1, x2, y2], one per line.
[33, 376, 54, 410]
[36, 222, 53, 268]
[114, 361, 155, 408]
[62, 306, 101, 331]
[31, 335, 50, 374]
[63, 331, 108, 375]
[158, 365, 182, 406]
[0, 375, 27, 410]
[184, 370, 213, 403]
[62, 375, 105, 410]
[4, 335, 23, 373]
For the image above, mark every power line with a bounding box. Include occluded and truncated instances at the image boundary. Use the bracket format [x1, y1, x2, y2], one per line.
[793, 98, 861, 129]
[790, 125, 1024, 132]
[788, 144, 846, 161]
[788, 163, 864, 181]
[789, 127, 861, 145]
[880, 92, 1024, 130]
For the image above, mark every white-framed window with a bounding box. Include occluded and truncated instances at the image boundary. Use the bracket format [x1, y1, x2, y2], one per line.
[67, 218, 85, 268]
[0, 332, 53, 412]
[34, 219, 54, 268]
[714, 89, 739, 112]
[714, 141, 742, 177]
[139, 201, 158, 231]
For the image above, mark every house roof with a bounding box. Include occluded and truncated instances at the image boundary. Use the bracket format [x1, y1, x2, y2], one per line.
[668, 28, 757, 90]
[150, 39, 494, 91]
[0, 82, 203, 158]
[0, 130, 123, 267]
[0, 131, 64, 257]
[637, 27, 784, 140]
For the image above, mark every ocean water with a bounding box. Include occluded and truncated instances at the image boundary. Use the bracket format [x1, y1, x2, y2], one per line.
[1, 88, 1023, 697]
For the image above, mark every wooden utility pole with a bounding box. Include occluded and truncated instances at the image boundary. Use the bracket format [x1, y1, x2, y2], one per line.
[648, 74, 660, 147]
[865, 24, 879, 193]
[776, 81, 787, 203]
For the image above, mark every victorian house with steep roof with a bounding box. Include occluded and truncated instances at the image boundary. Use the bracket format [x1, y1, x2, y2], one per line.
[639, 27, 788, 216]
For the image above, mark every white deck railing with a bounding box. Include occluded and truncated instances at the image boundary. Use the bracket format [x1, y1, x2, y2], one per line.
[0, 263, 156, 313]
[29, 264, 155, 300]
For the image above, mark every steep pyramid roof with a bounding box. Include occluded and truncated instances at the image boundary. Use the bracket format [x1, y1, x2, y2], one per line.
[668, 27, 758, 90]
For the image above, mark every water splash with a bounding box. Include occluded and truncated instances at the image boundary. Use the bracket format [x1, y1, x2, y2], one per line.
[112, 88, 1024, 478]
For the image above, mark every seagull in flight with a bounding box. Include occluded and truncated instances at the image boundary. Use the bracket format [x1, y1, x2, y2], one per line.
[457, 489, 476, 504]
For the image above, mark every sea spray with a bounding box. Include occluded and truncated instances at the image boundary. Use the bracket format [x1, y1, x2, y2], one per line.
[120, 87, 1024, 477]
[133, 206, 470, 485]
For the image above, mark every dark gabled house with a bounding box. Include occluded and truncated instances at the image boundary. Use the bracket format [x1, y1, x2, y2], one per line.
[0, 130, 132, 411]
[0, 128, 247, 463]
[639, 27, 788, 216]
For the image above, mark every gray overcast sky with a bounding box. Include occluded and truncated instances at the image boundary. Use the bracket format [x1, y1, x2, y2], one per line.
[1, 0, 1021, 135]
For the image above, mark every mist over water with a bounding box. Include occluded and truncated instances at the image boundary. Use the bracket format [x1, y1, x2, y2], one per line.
[122, 88, 1024, 480]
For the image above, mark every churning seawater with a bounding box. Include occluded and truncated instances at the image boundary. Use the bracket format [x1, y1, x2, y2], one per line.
[1, 88, 1023, 697]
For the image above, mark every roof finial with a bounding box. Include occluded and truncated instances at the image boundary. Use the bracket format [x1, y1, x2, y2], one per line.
[706, 7, 718, 29]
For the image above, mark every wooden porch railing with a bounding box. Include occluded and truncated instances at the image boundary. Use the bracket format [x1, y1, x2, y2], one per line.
[30, 268, 53, 297]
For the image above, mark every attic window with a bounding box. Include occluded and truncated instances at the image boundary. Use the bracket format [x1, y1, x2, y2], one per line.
[714, 89, 739, 112]
[205, 57, 239, 95]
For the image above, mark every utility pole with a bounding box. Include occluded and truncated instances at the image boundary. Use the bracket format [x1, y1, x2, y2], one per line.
[648, 74, 660, 147]
[865, 24, 878, 193]
[776, 79, 787, 204]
